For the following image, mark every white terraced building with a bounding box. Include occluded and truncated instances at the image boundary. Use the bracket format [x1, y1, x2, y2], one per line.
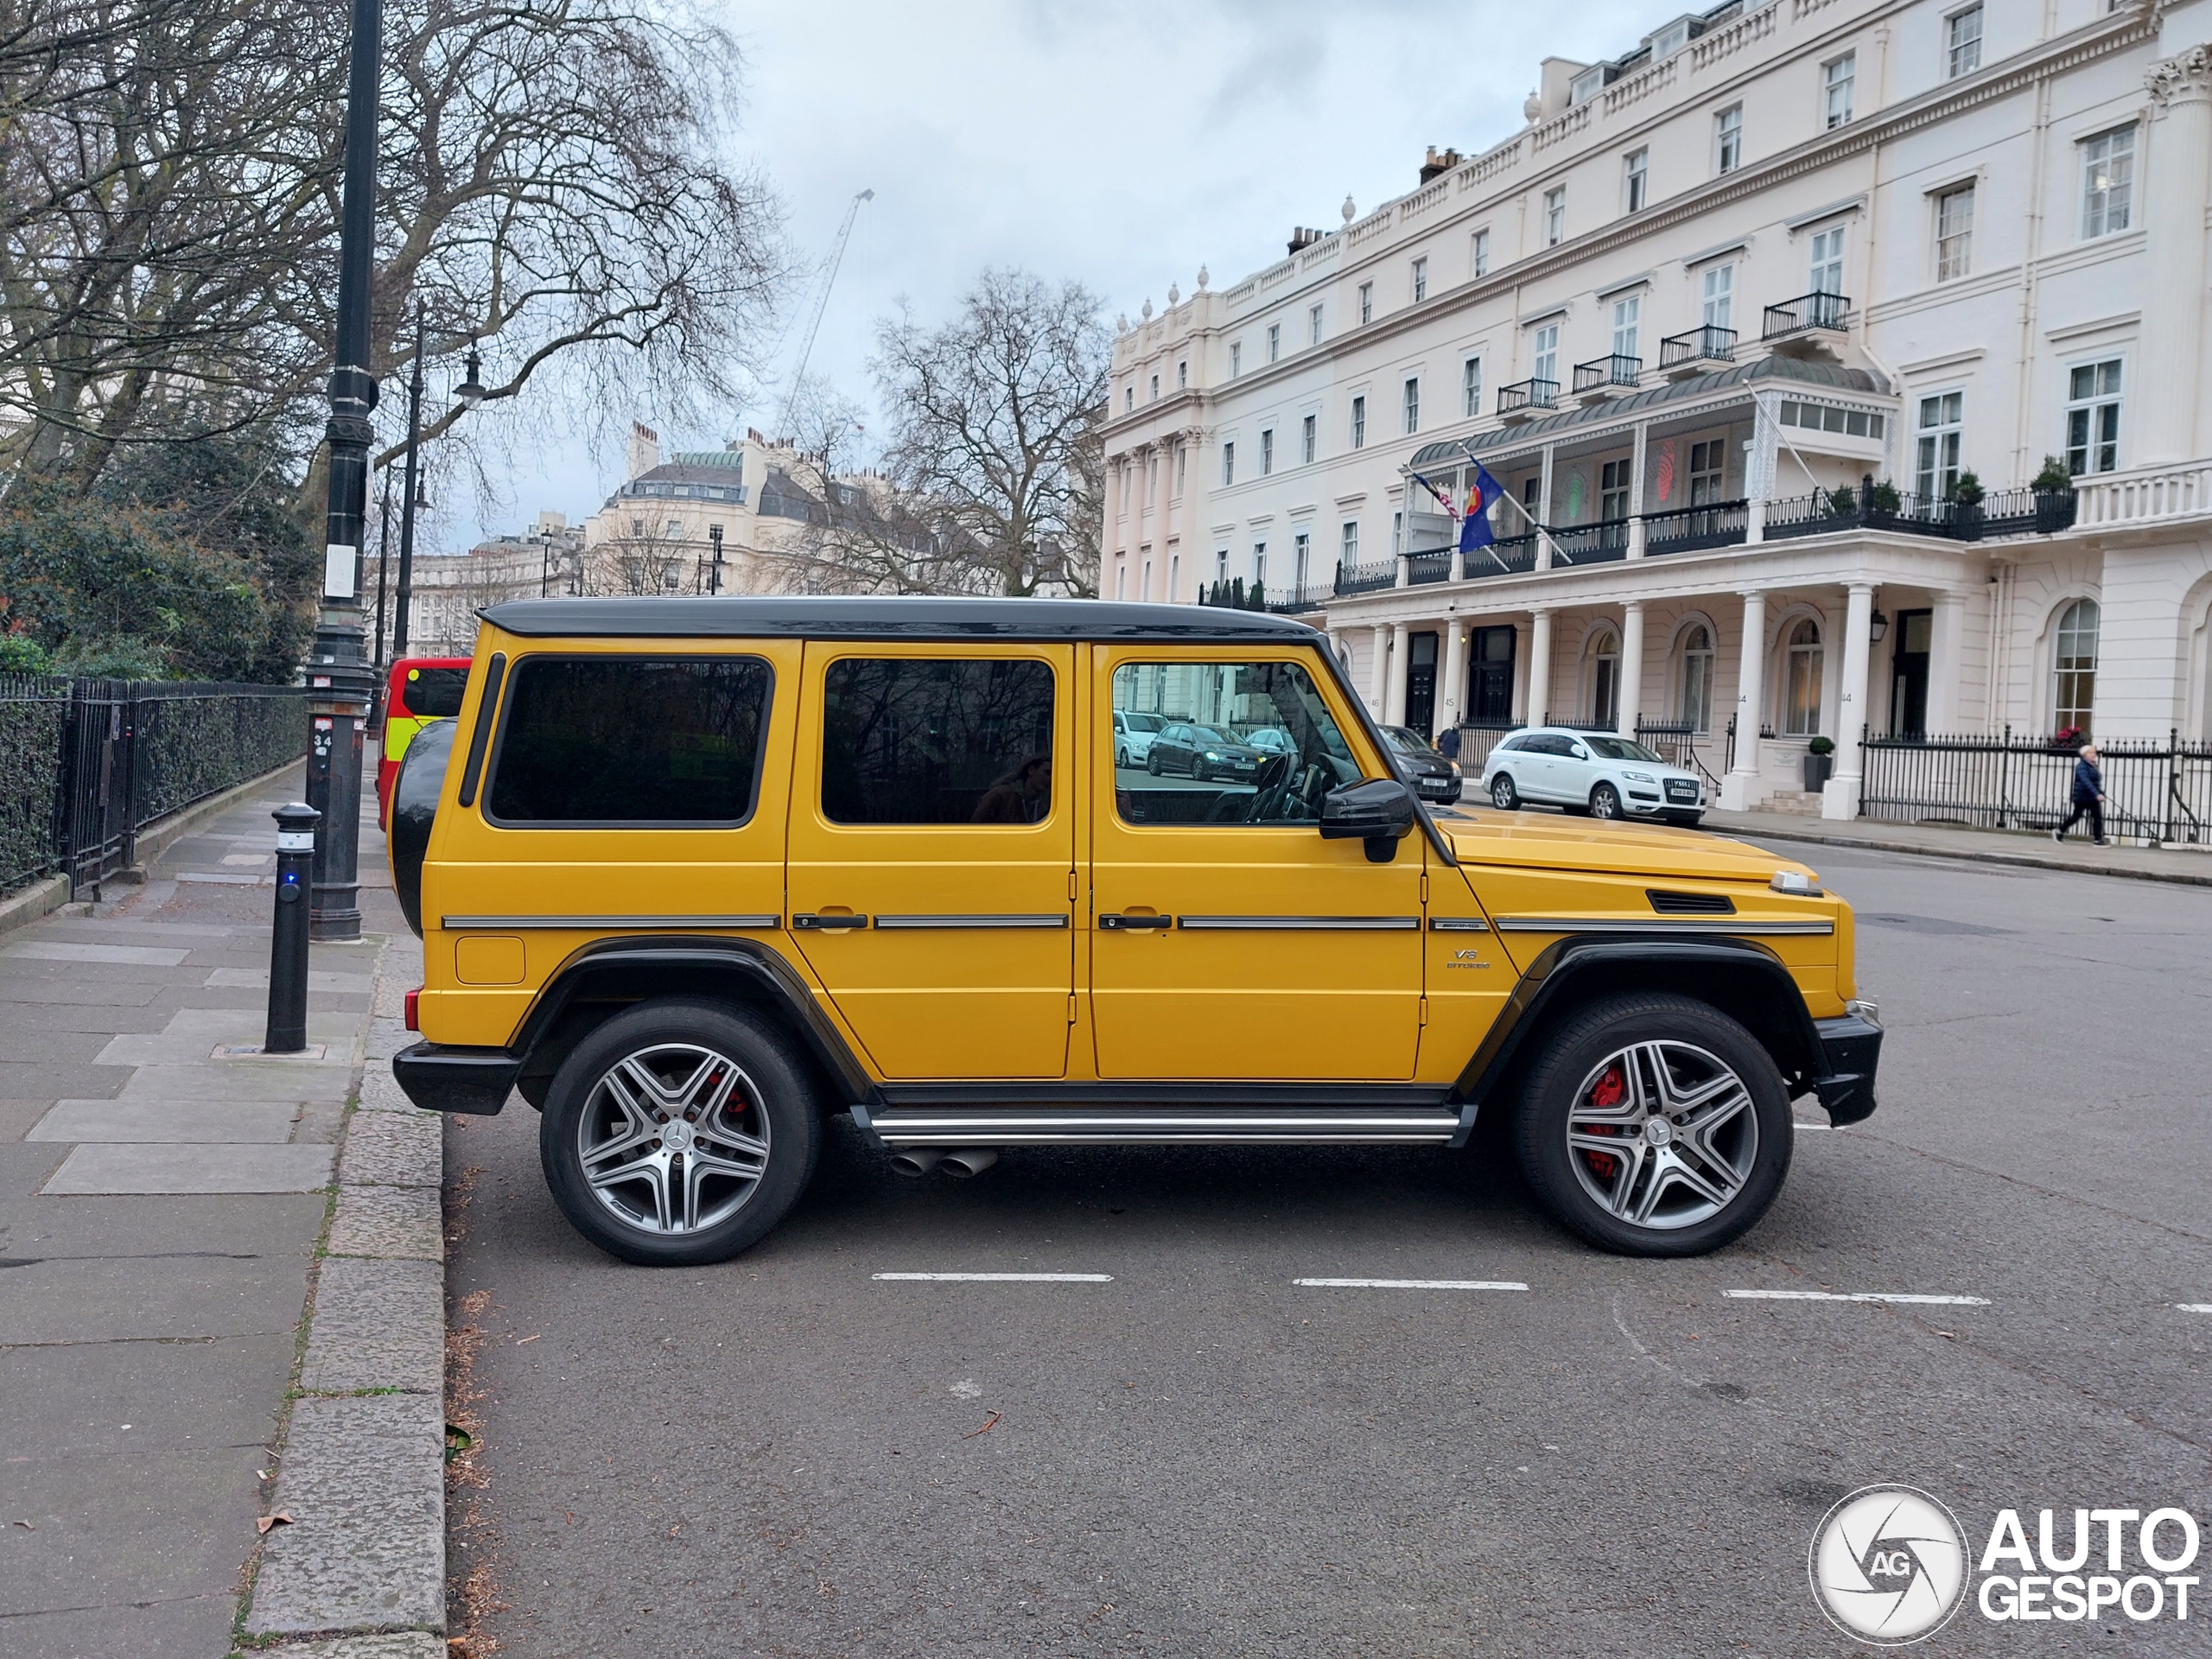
[1102, 0, 2212, 818]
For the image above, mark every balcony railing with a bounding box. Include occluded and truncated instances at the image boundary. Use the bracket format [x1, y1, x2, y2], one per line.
[1766, 486, 2078, 543]
[1571, 354, 1642, 395]
[1545, 518, 1632, 563]
[1262, 582, 1333, 614]
[1462, 533, 1541, 577]
[1658, 326, 1737, 369]
[1644, 499, 1750, 554]
[1333, 560, 1397, 596]
[1407, 550, 1453, 584]
[1497, 378, 1560, 416]
[1761, 290, 1851, 341]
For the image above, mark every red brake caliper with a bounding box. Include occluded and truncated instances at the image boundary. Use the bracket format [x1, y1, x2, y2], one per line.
[1582, 1063, 1627, 1180]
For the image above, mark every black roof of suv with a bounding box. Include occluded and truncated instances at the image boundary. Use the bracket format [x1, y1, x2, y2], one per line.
[480, 596, 1325, 645]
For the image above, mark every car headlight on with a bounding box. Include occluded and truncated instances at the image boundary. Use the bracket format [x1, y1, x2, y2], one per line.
[1204, 752, 1223, 763]
[1621, 769, 1655, 783]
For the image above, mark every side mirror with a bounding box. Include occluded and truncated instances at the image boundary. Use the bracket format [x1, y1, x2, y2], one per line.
[1570, 744, 1590, 760]
[1319, 777, 1418, 862]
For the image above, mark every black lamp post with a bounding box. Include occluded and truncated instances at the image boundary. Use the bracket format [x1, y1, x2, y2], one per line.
[393, 311, 427, 656]
[304, 0, 385, 944]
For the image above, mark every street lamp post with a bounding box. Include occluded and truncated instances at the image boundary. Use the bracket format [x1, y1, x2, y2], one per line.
[393, 312, 426, 656]
[305, 0, 385, 944]
[372, 464, 394, 667]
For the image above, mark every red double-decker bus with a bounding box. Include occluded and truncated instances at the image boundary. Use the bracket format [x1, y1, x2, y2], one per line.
[377, 657, 470, 830]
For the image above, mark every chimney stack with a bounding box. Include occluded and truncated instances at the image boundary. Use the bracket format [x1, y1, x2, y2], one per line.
[626, 421, 660, 481]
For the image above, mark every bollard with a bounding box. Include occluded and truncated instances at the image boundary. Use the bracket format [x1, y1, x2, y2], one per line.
[264, 802, 321, 1054]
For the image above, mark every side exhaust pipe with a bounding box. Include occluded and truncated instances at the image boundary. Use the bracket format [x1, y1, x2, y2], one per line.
[938, 1147, 999, 1179]
[889, 1147, 945, 1178]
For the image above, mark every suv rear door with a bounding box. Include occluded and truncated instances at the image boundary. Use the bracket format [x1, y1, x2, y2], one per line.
[785, 642, 1077, 1079]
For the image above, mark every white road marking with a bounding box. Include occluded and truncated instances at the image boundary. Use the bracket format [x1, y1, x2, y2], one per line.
[1725, 1289, 1989, 1306]
[862, 1282, 1106, 1292]
[2177, 1303, 2212, 1314]
[1295, 1277, 1529, 1291]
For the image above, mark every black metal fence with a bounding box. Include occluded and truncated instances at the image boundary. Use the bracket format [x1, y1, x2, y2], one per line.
[1, 677, 307, 897]
[1859, 727, 2212, 845]
[1634, 719, 1727, 788]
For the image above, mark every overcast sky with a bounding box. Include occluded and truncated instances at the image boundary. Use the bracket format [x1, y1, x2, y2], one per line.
[442, 0, 1655, 549]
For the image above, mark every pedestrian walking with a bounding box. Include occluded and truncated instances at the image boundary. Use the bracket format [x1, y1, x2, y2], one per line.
[1435, 725, 1462, 762]
[2052, 742, 2109, 846]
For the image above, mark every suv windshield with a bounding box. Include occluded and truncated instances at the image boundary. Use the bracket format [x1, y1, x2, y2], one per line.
[1583, 735, 1663, 763]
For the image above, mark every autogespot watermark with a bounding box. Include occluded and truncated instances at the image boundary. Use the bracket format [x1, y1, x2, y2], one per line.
[1809, 1485, 2202, 1644]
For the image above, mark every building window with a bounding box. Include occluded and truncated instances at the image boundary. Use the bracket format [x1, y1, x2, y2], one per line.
[1542, 187, 1566, 246]
[1115, 563, 1126, 600]
[1714, 105, 1742, 175]
[1824, 54, 1855, 129]
[1531, 323, 1559, 387]
[1611, 294, 1640, 361]
[1351, 394, 1366, 449]
[1809, 225, 1846, 295]
[1915, 391, 1964, 498]
[1141, 557, 1153, 601]
[1293, 531, 1311, 592]
[1309, 302, 1325, 346]
[2065, 359, 2123, 476]
[1680, 624, 1715, 733]
[1301, 413, 1317, 465]
[1624, 149, 1648, 213]
[1412, 257, 1428, 302]
[1403, 376, 1421, 435]
[1600, 458, 1632, 521]
[1700, 264, 1733, 331]
[1461, 358, 1482, 417]
[1175, 442, 1188, 494]
[1945, 3, 1982, 79]
[1358, 281, 1373, 324]
[1230, 342, 1243, 378]
[2052, 598, 2099, 734]
[1124, 385, 1135, 413]
[1167, 553, 1178, 599]
[1471, 228, 1490, 276]
[1936, 183, 1974, 281]
[1266, 322, 1281, 364]
[1587, 627, 1621, 729]
[1341, 520, 1359, 569]
[1178, 359, 1188, 390]
[1222, 442, 1235, 486]
[1215, 548, 1228, 585]
[1783, 619, 1824, 736]
[1391, 510, 1403, 557]
[1148, 373, 1159, 402]
[1261, 429, 1274, 475]
[2081, 126, 2135, 238]
[1146, 454, 1159, 499]
[1252, 543, 1266, 590]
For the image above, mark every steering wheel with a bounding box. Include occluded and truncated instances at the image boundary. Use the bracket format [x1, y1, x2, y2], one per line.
[1243, 753, 1298, 823]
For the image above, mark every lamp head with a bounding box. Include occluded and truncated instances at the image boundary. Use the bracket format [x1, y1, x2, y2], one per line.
[456, 342, 486, 410]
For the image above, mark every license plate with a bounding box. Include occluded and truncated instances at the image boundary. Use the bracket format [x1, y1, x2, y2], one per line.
[1666, 783, 1697, 801]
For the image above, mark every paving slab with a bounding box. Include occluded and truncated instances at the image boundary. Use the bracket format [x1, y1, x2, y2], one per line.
[325, 1182, 442, 1260]
[273, 1636, 449, 1659]
[0, 1330, 296, 1457]
[0, 940, 192, 967]
[336, 1109, 444, 1188]
[95, 1007, 357, 1068]
[0, 1247, 313, 1345]
[245, 1391, 445, 1637]
[205, 966, 377, 993]
[0, 1063, 130, 1100]
[41, 1142, 335, 1196]
[298, 1257, 444, 1394]
[29, 1098, 302, 1144]
[115, 1063, 352, 1105]
[0, 1592, 238, 1659]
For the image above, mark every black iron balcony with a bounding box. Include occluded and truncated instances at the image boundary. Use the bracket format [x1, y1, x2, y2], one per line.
[1571, 354, 1642, 397]
[1544, 518, 1632, 563]
[1762, 290, 1851, 341]
[1643, 498, 1750, 554]
[1407, 550, 1453, 584]
[1658, 326, 1737, 372]
[1333, 560, 1397, 596]
[1262, 582, 1333, 613]
[1497, 378, 1560, 418]
[1462, 533, 1541, 577]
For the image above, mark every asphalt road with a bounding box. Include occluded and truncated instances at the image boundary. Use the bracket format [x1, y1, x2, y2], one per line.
[444, 842, 2211, 1656]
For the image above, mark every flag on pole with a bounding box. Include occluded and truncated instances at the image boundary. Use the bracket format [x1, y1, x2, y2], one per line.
[1458, 462, 1504, 552]
[1408, 470, 1459, 518]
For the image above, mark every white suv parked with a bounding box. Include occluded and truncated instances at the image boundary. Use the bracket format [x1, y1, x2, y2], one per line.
[1483, 728, 1706, 827]
[1112, 709, 1165, 768]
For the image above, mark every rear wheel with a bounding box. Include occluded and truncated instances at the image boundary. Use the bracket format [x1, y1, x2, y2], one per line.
[540, 1000, 820, 1267]
[1116, 745, 1128, 769]
[1490, 772, 1520, 810]
[1147, 750, 1161, 776]
[1591, 782, 1624, 820]
[1511, 992, 1791, 1256]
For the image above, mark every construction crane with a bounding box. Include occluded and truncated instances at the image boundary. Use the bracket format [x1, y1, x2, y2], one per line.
[777, 188, 873, 433]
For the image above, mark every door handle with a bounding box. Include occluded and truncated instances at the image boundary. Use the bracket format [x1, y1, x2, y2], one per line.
[791, 912, 869, 930]
[1098, 913, 1173, 930]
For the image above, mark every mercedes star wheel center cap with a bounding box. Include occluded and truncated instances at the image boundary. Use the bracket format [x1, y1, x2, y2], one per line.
[1643, 1117, 1674, 1148]
[663, 1121, 694, 1152]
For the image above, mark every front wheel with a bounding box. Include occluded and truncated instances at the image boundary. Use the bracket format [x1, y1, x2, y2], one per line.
[1116, 746, 1128, 769]
[1490, 772, 1520, 810]
[1147, 750, 1161, 776]
[1511, 992, 1792, 1256]
[541, 1000, 820, 1267]
[1590, 782, 1623, 820]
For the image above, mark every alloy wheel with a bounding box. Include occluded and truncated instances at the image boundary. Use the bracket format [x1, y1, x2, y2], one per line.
[1564, 1040, 1758, 1230]
[1592, 784, 1621, 819]
[1491, 774, 1518, 810]
[576, 1042, 770, 1236]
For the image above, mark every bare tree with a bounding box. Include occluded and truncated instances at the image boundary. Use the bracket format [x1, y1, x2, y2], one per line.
[868, 270, 1107, 598]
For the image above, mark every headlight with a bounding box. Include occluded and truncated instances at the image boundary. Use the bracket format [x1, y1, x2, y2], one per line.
[1204, 752, 1222, 762]
[1622, 769, 1655, 783]
[1448, 761, 1461, 775]
[1771, 869, 1823, 896]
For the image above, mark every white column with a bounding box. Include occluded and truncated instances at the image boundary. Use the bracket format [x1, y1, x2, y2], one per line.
[1823, 583, 1876, 818]
[1926, 590, 1967, 734]
[2137, 48, 2212, 467]
[1619, 602, 1645, 736]
[1534, 446, 1556, 570]
[1525, 610, 1554, 728]
[1440, 619, 1470, 735]
[1627, 422, 1649, 559]
[1367, 624, 1389, 713]
[1384, 623, 1411, 726]
[1720, 589, 1768, 811]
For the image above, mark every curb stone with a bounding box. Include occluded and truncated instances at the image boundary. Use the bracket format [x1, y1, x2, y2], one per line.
[1703, 815, 2212, 888]
[244, 931, 446, 1648]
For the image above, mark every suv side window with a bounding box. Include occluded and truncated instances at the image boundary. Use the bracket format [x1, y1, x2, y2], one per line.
[1113, 659, 1360, 826]
[823, 658, 1056, 824]
[486, 656, 771, 825]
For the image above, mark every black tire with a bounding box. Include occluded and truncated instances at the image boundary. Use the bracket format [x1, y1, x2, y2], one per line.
[1511, 992, 1792, 1257]
[540, 999, 820, 1267]
[1490, 772, 1520, 810]
[1147, 750, 1161, 776]
[1590, 782, 1623, 821]
[1116, 746, 1128, 769]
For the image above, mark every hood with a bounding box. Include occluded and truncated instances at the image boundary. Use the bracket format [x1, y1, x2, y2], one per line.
[1434, 809, 1818, 884]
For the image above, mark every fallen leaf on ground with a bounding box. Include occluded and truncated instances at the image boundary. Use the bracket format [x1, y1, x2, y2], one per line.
[962, 1411, 1001, 1440]
[256, 1511, 293, 1534]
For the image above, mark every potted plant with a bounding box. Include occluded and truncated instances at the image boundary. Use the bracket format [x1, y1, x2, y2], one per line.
[2050, 724, 2084, 754]
[1948, 469, 1986, 540]
[1804, 734, 1836, 793]
[1859, 476, 1901, 528]
[2031, 454, 2076, 531]
[1825, 485, 1857, 516]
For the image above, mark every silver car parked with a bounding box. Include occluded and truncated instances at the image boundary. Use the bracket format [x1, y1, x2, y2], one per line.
[1483, 728, 1705, 827]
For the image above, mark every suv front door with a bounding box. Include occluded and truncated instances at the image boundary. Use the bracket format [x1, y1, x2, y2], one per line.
[1091, 648, 1424, 1081]
[785, 645, 1076, 1079]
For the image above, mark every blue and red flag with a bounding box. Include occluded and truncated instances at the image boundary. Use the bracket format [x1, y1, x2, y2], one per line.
[1458, 462, 1504, 552]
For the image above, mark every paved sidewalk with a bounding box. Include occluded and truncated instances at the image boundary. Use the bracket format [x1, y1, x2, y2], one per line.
[1702, 806, 2212, 885]
[0, 765, 442, 1659]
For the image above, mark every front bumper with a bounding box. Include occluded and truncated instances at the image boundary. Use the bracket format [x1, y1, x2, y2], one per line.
[1808, 1010, 1882, 1125]
[392, 1040, 519, 1115]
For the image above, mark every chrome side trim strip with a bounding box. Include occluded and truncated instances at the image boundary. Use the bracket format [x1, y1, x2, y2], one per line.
[871, 913, 1070, 930]
[1491, 916, 1834, 936]
[1175, 915, 1422, 931]
[869, 1109, 1462, 1146]
[440, 914, 781, 931]
[1427, 917, 1491, 932]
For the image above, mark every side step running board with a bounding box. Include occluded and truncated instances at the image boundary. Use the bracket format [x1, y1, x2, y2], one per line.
[856, 1105, 1465, 1147]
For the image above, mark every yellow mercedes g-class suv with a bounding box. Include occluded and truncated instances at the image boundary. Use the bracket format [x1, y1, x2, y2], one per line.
[389, 598, 1879, 1266]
